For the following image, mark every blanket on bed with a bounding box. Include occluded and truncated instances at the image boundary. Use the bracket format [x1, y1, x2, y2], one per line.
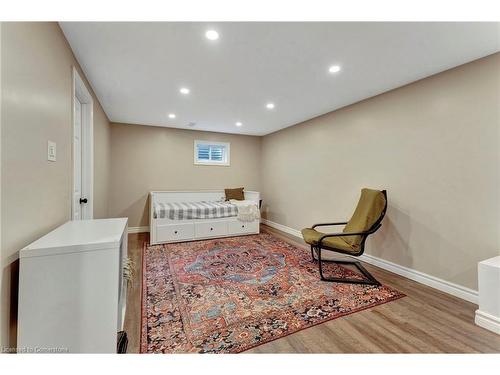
[154, 200, 238, 220]
[229, 199, 261, 222]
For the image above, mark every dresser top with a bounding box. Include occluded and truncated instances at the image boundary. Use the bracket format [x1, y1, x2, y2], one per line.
[20, 218, 128, 258]
[479, 256, 500, 268]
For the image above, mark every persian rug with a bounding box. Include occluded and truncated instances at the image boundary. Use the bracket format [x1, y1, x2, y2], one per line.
[140, 233, 404, 353]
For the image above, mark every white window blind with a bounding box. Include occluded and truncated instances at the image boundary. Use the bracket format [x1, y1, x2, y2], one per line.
[194, 140, 230, 166]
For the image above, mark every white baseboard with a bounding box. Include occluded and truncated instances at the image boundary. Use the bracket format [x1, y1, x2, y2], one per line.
[128, 226, 150, 234]
[359, 253, 478, 304]
[261, 219, 302, 238]
[475, 310, 500, 334]
[261, 219, 478, 305]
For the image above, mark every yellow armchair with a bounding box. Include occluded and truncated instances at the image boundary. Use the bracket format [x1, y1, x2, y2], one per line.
[301, 189, 387, 285]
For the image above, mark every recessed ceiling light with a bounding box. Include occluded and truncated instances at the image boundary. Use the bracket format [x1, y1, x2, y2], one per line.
[235, 122, 243, 127]
[168, 113, 176, 119]
[179, 87, 190, 95]
[329, 65, 341, 73]
[266, 103, 275, 110]
[205, 30, 219, 41]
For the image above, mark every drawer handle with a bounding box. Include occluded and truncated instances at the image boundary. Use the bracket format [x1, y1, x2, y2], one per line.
[174, 230, 178, 234]
[242, 225, 245, 228]
[210, 227, 214, 231]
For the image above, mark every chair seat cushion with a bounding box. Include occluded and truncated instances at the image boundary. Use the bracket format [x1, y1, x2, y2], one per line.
[301, 228, 358, 253]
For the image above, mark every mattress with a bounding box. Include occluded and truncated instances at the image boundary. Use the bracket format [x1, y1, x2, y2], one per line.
[154, 200, 238, 220]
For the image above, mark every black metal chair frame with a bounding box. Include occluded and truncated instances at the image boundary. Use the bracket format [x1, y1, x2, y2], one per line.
[310, 190, 387, 286]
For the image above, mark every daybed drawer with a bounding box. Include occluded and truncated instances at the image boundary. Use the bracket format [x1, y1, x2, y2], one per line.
[228, 220, 259, 235]
[195, 221, 228, 238]
[156, 223, 194, 242]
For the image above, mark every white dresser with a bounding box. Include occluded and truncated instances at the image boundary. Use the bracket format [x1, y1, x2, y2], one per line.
[475, 256, 500, 334]
[17, 218, 128, 353]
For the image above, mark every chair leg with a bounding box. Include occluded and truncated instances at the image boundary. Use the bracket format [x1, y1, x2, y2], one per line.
[310, 245, 317, 262]
[317, 248, 381, 286]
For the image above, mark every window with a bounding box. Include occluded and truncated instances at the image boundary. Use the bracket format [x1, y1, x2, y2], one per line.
[194, 140, 230, 166]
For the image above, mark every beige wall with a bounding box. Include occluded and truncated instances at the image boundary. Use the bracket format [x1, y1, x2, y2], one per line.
[261, 53, 500, 291]
[0, 22, 111, 348]
[0, 21, 3, 347]
[93, 101, 112, 219]
[109, 123, 261, 227]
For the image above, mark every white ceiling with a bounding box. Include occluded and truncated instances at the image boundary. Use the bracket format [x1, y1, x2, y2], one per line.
[60, 22, 500, 136]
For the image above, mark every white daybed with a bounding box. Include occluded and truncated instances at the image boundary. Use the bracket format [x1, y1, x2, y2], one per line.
[149, 190, 260, 245]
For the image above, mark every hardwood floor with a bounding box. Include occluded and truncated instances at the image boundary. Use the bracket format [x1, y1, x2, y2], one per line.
[124, 225, 500, 353]
[123, 231, 146, 354]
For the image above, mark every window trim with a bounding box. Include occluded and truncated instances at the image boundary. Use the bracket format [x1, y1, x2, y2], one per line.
[194, 140, 231, 166]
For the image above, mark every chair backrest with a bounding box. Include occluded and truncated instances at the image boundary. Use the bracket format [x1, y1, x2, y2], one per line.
[343, 189, 387, 248]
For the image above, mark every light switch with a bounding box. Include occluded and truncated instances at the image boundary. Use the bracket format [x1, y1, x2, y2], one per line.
[48, 141, 56, 162]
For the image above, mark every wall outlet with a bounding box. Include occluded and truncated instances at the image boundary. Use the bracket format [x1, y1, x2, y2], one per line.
[48, 141, 56, 162]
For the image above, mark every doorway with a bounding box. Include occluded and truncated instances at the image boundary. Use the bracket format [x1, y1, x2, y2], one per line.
[72, 67, 94, 220]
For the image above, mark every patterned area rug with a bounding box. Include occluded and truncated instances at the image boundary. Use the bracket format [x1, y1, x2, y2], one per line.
[140, 233, 404, 353]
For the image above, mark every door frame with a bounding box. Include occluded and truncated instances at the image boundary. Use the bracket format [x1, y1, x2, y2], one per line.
[72, 67, 94, 220]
